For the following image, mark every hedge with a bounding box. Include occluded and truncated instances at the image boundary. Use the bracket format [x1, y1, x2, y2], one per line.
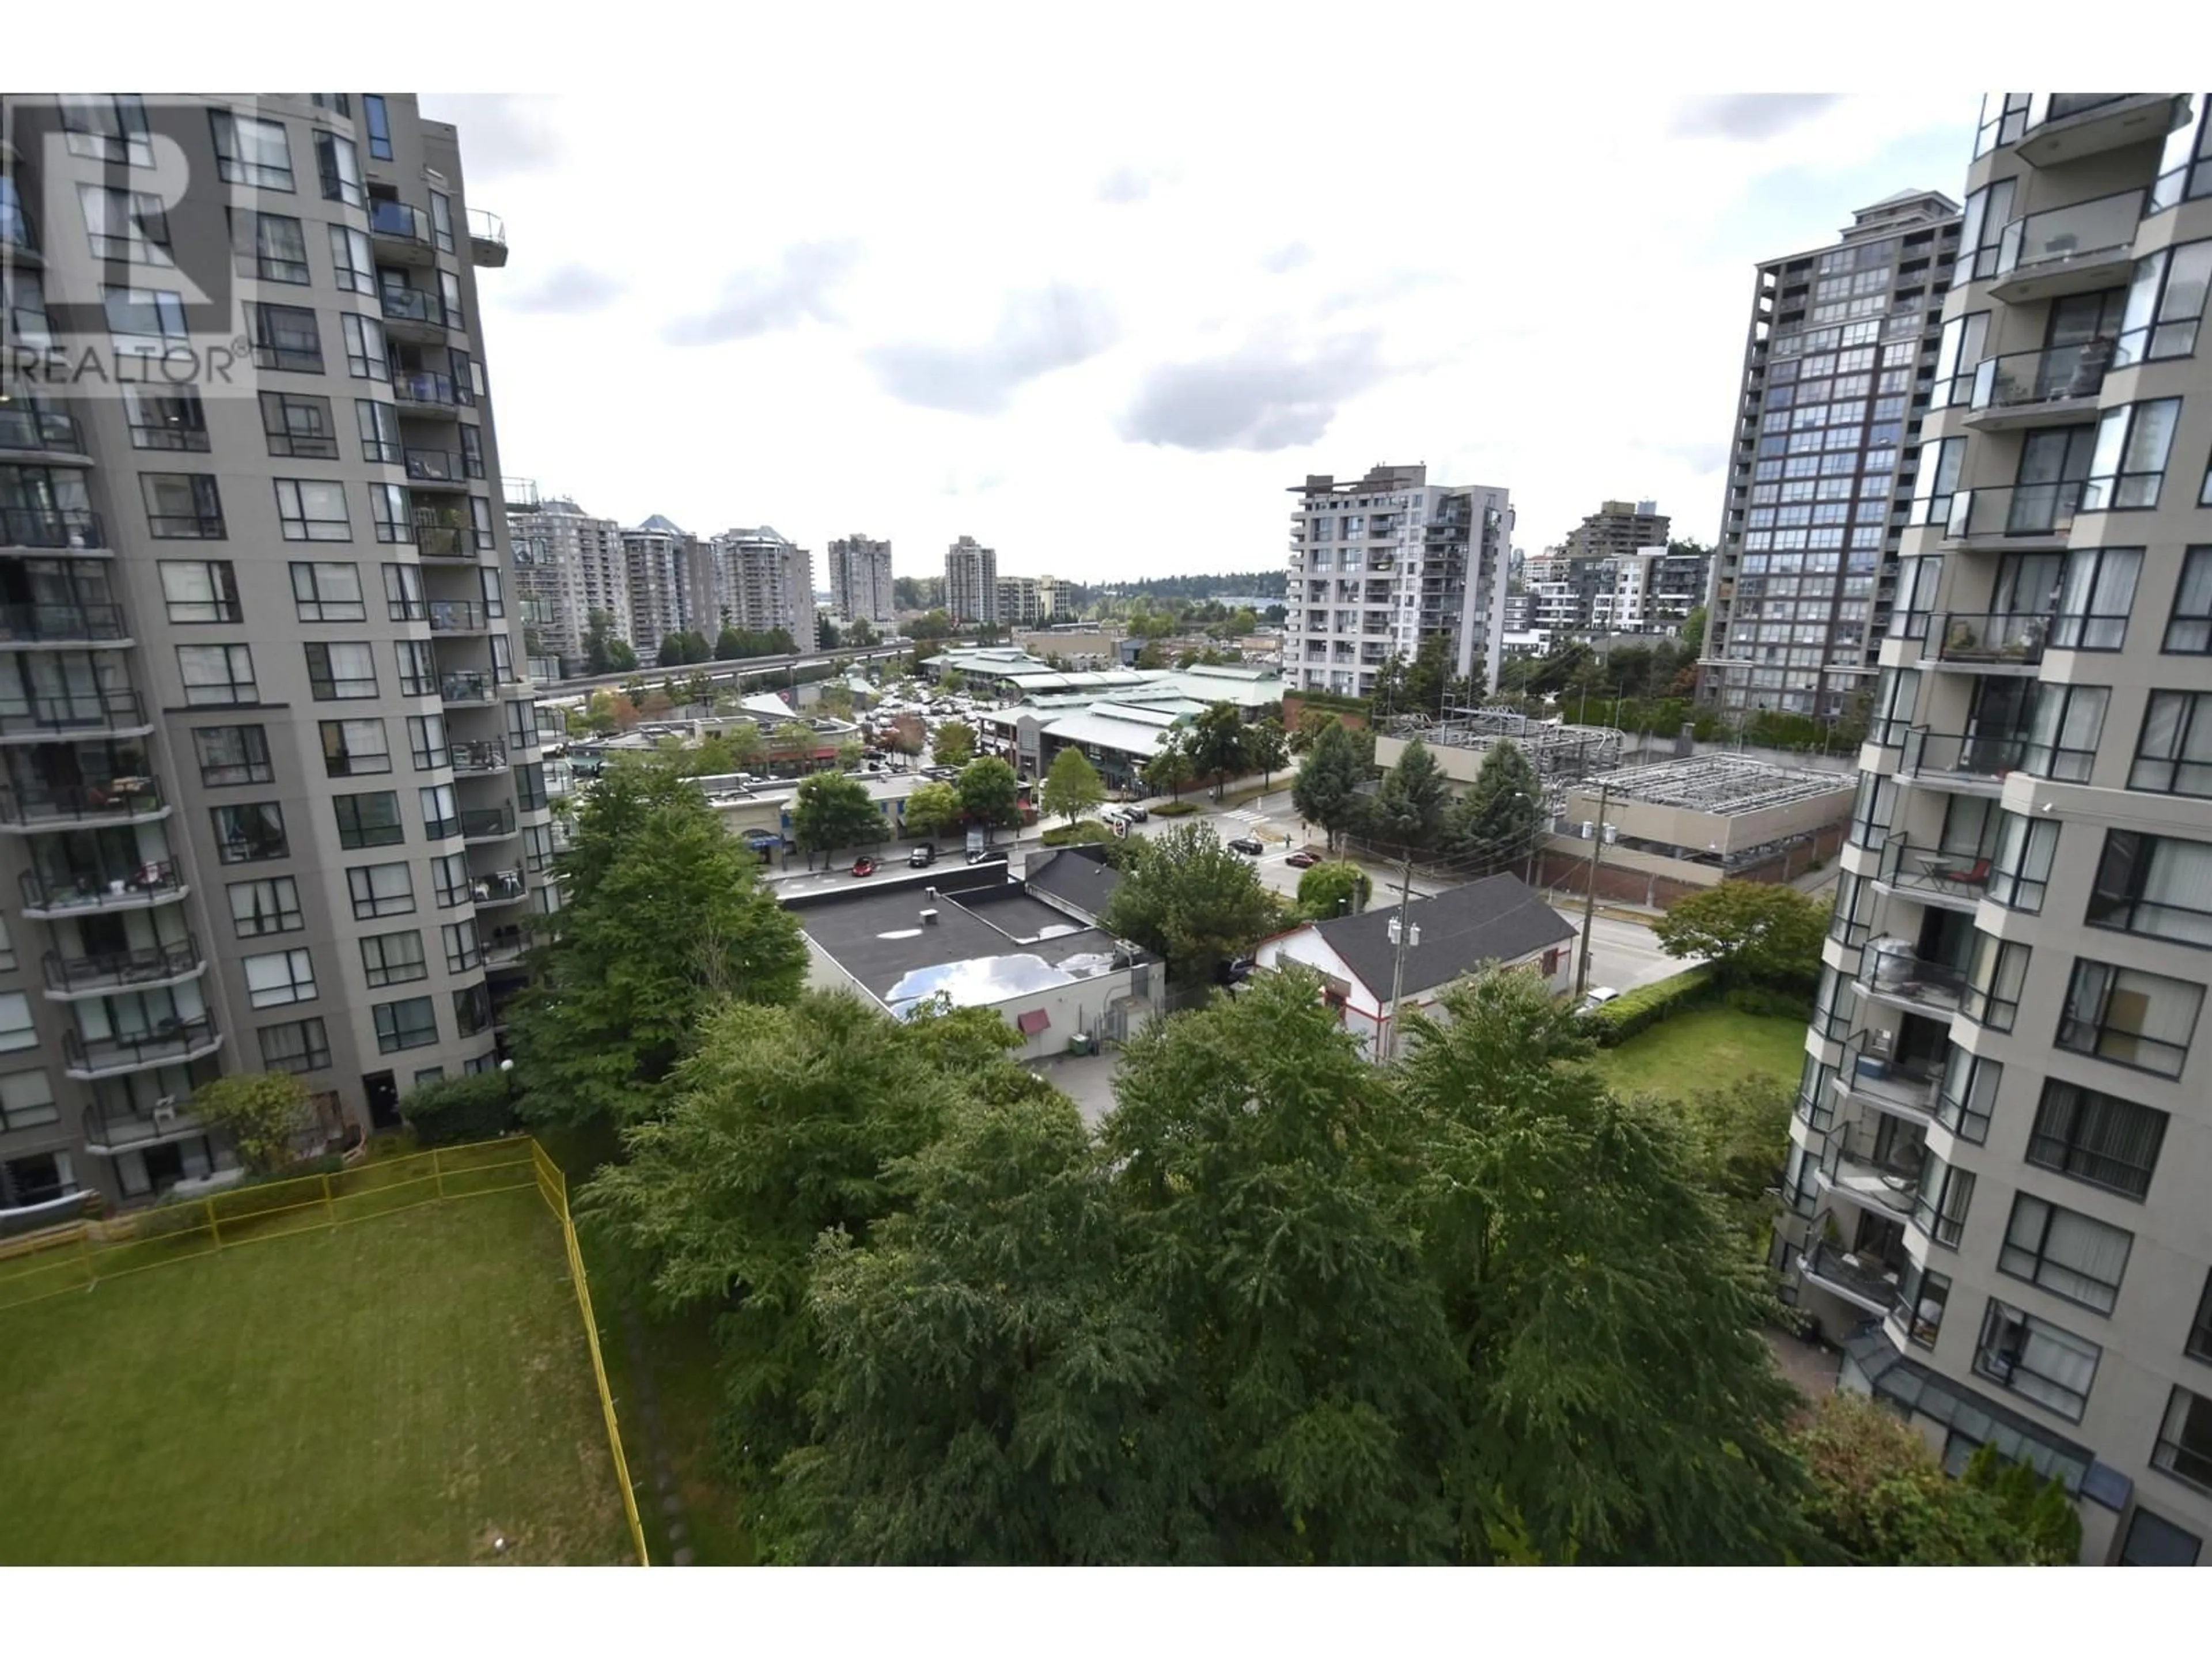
[401, 1071, 520, 1148]
[1040, 820, 1114, 848]
[1582, 963, 1721, 1047]
[1150, 801, 1199, 817]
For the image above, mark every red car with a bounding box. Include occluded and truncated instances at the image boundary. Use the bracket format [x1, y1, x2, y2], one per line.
[850, 856, 877, 877]
[1285, 849, 1323, 869]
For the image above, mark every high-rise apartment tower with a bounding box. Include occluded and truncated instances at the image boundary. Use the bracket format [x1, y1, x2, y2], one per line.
[945, 534, 997, 626]
[825, 533, 893, 626]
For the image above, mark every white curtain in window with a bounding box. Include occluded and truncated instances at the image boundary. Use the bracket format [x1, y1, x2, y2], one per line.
[2144, 837, 2212, 945]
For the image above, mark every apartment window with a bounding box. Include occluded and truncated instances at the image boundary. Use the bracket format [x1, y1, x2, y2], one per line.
[276, 484, 353, 545]
[1999, 1195, 2133, 1314]
[430, 191, 454, 255]
[2056, 959, 2202, 1079]
[1936, 1048, 1999, 1145]
[228, 209, 308, 284]
[123, 387, 210, 452]
[349, 862, 415, 920]
[429, 851, 470, 908]
[1960, 935, 2030, 1033]
[260, 391, 337, 459]
[334, 791, 404, 850]
[193, 724, 271, 787]
[2168, 549, 2212, 654]
[395, 639, 436, 698]
[407, 714, 446, 770]
[2021, 684, 2107, 783]
[258, 1017, 331, 1075]
[158, 560, 242, 624]
[356, 399, 402, 465]
[2028, 1080, 2168, 1200]
[176, 643, 256, 706]
[2115, 240, 2211, 368]
[480, 566, 505, 619]
[80, 184, 172, 266]
[316, 131, 363, 207]
[305, 641, 377, 700]
[469, 495, 495, 548]
[328, 224, 374, 296]
[0, 994, 35, 1054]
[141, 474, 225, 539]
[459, 424, 484, 479]
[362, 94, 394, 161]
[382, 563, 425, 622]
[283, 564, 366, 631]
[2132, 690, 2212, 797]
[213, 801, 287, 864]
[453, 983, 491, 1039]
[418, 783, 460, 840]
[1847, 771, 1895, 854]
[2082, 399, 2182, 512]
[2151, 1388, 2212, 1494]
[359, 930, 427, 989]
[229, 876, 302, 938]
[1911, 1152, 1976, 1248]
[1974, 1299, 2100, 1422]
[102, 284, 188, 349]
[243, 948, 317, 1009]
[321, 717, 390, 777]
[2088, 830, 2212, 951]
[60, 94, 151, 166]
[515, 763, 548, 814]
[2190, 1270, 2212, 1365]
[1987, 812, 2058, 914]
[1829, 869, 1874, 948]
[369, 483, 411, 542]
[0, 1069, 59, 1132]
[2120, 1506, 2203, 1567]
[1897, 1259, 1952, 1350]
[342, 314, 389, 381]
[442, 919, 481, 974]
[243, 302, 322, 374]
[490, 635, 517, 685]
[373, 996, 439, 1054]
[210, 111, 293, 190]
[2050, 547, 2140, 652]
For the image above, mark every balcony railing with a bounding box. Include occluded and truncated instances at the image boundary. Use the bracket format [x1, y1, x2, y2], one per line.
[0, 507, 105, 551]
[1969, 344, 2110, 416]
[428, 600, 484, 632]
[1988, 190, 2146, 287]
[0, 601, 129, 645]
[415, 525, 469, 559]
[393, 370, 467, 408]
[378, 286, 450, 329]
[1837, 1031, 1942, 1120]
[403, 448, 468, 485]
[44, 937, 202, 995]
[1800, 1237, 1902, 1315]
[64, 1014, 221, 1078]
[483, 924, 528, 966]
[1900, 726, 2030, 786]
[1922, 611, 2050, 670]
[1933, 482, 2083, 544]
[1859, 942, 1968, 1014]
[0, 774, 164, 827]
[20, 859, 185, 914]
[449, 739, 507, 775]
[440, 672, 493, 703]
[369, 199, 434, 247]
[1877, 836, 1992, 906]
[460, 805, 516, 841]
[1818, 1122, 1925, 1219]
[467, 209, 507, 266]
[470, 866, 527, 906]
[81, 1097, 206, 1153]
[0, 407, 84, 454]
[0, 688, 148, 741]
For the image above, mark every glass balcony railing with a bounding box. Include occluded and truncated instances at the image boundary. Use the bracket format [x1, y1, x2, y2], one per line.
[1932, 483, 2082, 543]
[1858, 942, 1968, 1014]
[80, 1096, 205, 1152]
[0, 773, 163, 827]
[1922, 611, 2051, 669]
[467, 209, 506, 250]
[0, 407, 84, 454]
[403, 448, 467, 484]
[65, 1014, 221, 1078]
[440, 672, 494, 703]
[0, 507, 105, 551]
[44, 937, 202, 996]
[1968, 344, 2111, 415]
[470, 866, 527, 906]
[393, 370, 467, 407]
[449, 740, 507, 775]
[460, 805, 516, 841]
[427, 600, 484, 632]
[1800, 1237, 1903, 1313]
[1836, 1031, 1944, 1119]
[415, 525, 469, 559]
[378, 286, 450, 328]
[1900, 726, 2032, 786]
[369, 199, 434, 246]
[1817, 1122, 1925, 1219]
[1877, 836, 1993, 905]
[20, 859, 184, 913]
[0, 687, 147, 741]
[0, 601, 129, 645]
[1991, 190, 2146, 285]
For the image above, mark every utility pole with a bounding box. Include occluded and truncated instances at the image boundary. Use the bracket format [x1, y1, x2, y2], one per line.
[1574, 777, 1613, 1001]
[1380, 849, 1417, 1066]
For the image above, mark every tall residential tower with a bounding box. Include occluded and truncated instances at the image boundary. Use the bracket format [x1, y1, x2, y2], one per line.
[945, 534, 997, 626]
[825, 533, 893, 626]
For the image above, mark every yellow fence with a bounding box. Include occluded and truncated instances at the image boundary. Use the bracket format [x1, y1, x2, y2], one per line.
[0, 1137, 649, 1567]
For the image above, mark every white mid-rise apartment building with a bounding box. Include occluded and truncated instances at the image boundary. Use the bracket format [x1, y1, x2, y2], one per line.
[825, 533, 893, 625]
[1782, 92, 2212, 1567]
[1283, 464, 1514, 698]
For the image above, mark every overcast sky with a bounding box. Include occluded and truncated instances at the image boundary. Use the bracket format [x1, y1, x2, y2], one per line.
[423, 88, 1975, 585]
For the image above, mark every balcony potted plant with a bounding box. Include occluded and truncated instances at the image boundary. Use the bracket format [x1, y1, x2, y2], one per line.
[1944, 619, 1982, 658]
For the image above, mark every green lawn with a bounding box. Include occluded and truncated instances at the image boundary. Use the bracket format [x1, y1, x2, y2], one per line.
[0, 1188, 632, 1566]
[1589, 1005, 1810, 1103]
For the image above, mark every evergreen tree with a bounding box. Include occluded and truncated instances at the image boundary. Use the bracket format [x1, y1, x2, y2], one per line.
[1440, 740, 1544, 874]
[1370, 736, 1449, 851]
[1290, 719, 1369, 851]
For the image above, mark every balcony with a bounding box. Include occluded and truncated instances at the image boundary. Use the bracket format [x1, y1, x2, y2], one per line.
[0, 406, 86, 461]
[1875, 836, 1990, 915]
[0, 774, 166, 832]
[393, 371, 467, 416]
[1964, 344, 2110, 432]
[428, 599, 486, 633]
[403, 448, 471, 490]
[368, 199, 437, 263]
[1932, 484, 2080, 551]
[1898, 727, 2029, 794]
[1834, 1032, 1941, 1122]
[0, 601, 130, 649]
[20, 859, 187, 917]
[64, 1015, 223, 1080]
[471, 866, 528, 908]
[1857, 941, 1967, 1017]
[43, 937, 205, 1000]
[1798, 1237, 1902, 1317]
[0, 688, 151, 746]
[378, 285, 455, 341]
[449, 738, 508, 776]
[482, 923, 528, 967]
[1921, 611, 2050, 675]
[416, 524, 471, 559]
[1816, 1118, 1925, 1221]
[80, 1096, 209, 1156]
[440, 671, 494, 704]
[2013, 94, 2186, 169]
[467, 208, 507, 268]
[0, 507, 106, 554]
[460, 805, 516, 843]
[1986, 189, 2146, 303]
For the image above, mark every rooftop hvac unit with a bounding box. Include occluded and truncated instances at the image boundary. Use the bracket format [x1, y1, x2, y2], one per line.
[1601, 824, 1619, 844]
[1579, 821, 1596, 839]
[920, 908, 939, 926]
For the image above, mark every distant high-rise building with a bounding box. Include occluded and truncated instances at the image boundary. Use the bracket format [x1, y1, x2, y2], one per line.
[710, 527, 816, 650]
[1283, 465, 1514, 696]
[1701, 190, 1965, 718]
[506, 486, 628, 672]
[1035, 574, 1075, 622]
[621, 515, 692, 660]
[1563, 498, 1671, 562]
[945, 535, 998, 625]
[825, 533, 894, 625]
[995, 575, 1043, 627]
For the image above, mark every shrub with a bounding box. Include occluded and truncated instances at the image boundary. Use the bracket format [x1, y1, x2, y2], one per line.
[1582, 963, 1721, 1047]
[402, 1071, 519, 1148]
[1040, 820, 1113, 848]
[1725, 984, 1812, 1019]
[1151, 801, 1199, 817]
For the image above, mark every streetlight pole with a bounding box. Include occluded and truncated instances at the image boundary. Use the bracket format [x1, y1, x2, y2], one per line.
[1574, 777, 1613, 1001]
[1380, 849, 1417, 1066]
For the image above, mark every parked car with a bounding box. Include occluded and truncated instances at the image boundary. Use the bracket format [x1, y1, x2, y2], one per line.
[1228, 835, 1264, 857]
[1120, 804, 1149, 823]
[1100, 807, 1128, 826]
[851, 856, 878, 877]
[908, 843, 936, 868]
[1284, 847, 1322, 869]
[1578, 986, 1620, 1014]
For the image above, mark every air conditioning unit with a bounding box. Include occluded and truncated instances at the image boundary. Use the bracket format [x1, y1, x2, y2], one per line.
[1601, 824, 1619, 844]
[151, 1096, 179, 1126]
[919, 908, 938, 926]
[1578, 821, 1596, 839]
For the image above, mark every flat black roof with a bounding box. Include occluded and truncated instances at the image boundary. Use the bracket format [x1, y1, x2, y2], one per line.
[797, 876, 1128, 1010]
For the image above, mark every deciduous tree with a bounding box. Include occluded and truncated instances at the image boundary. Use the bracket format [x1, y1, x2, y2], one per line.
[1040, 745, 1108, 827]
[1653, 880, 1828, 993]
[1247, 717, 1289, 795]
[931, 723, 975, 767]
[957, 756, 1022, 832]
[1296, 859, 1370, 919]
[793, 772, 882, 868]
[1099, 821, 1281, 984]
[192, 1071, 313, 1174]
[1139, 733, 1195, 803]
[901, 779, 962, 839]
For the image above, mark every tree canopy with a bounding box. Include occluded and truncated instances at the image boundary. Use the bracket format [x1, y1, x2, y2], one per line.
[1186, 703, 1249, 798]
[930, 723, 975, 768]
[1290, 719, 1370, 851]
[793, 772, 883, 867]
[1296, 859, 1371, 920]
[957, 756, 1023, 831]
[1653, 880, 1828, 994]
[1440, 740, 1544, 875]
[1139, 733, 1196, 803]
[1099, 821, 1281, 984]
[1040, 745, 1107, 826]
[1370, 736, 1449, 850]
[192, 1071, 312, 1174]
[901, 779, 962, 839]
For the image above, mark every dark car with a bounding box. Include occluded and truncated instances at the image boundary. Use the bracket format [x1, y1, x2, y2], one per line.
[1120, 804, 1149, 823]
[1228, 835, 1264, 857]
[1284, 848, 1322, 868]
[908, 843, 937, 868]
[851, 856, 878, 877]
